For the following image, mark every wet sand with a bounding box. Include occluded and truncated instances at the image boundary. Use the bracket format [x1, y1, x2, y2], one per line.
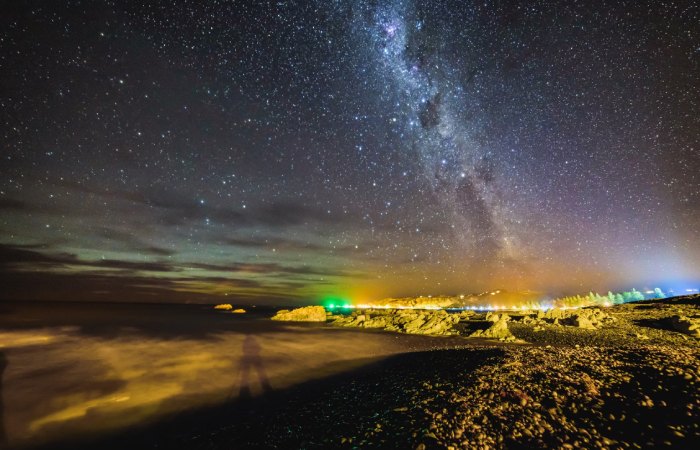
[0, 302, 480, 449]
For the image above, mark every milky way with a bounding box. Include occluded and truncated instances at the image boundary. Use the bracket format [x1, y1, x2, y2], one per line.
[357, 1, 519, 258]
[1, 0, 698, 303]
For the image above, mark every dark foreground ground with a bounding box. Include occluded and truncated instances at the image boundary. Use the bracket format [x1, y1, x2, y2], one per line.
[35, 346, 697, 450]
[27, 296, 699, 450]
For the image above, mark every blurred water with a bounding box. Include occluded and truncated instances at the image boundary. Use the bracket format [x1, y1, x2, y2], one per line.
[0, 302, 467, 448]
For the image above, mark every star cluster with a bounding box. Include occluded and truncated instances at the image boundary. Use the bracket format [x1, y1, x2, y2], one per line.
[1, 0, 698, 303]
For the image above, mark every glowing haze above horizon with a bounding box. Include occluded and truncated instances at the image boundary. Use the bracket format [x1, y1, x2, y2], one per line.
[1, 0, 699, 305]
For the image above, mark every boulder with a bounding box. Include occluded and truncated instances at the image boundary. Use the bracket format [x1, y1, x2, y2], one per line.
[570, 308, 615, 328]
[670, 315, 700, 338]
[573, 314, 596, 329]
[470, 317, 515, 341]
[458, 310, 475, 320]
[404, 316, 427, 333]
[412, 312, 459, 335]
[543, 309, 566, 320]
[485, 312, 510, 322]
[364, 316, 389, 328]
[271, 306, 328, 322]
[485, 312, 500, 322]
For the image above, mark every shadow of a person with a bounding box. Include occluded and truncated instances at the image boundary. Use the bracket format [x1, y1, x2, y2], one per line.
[0, 352, 6, 447]
[237, 335, 272, 399]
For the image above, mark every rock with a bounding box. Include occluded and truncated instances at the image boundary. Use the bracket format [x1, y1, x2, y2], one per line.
[271, 306, 327, 322]
[458, 310, 475, 320]
[231, 308, 246, 313]
[470, 317, 515, 341]
[573, 314, 597, 329]
[364, 316, 389, 328]
[543, 309, 567, 320]
[330, 308, 459, 335]
[670, 315, 700, 338]
[404, 316, 427, 333]
[486, 312, 510, 323]
[214, 303, 233, 310]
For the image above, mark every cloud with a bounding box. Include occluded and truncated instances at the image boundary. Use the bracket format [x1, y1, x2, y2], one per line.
[59, 181, 361, 229]
[0, 244, 78, 268]
[93, 259, 179, 272]
[0, 244, 329, 304]
[93, 227, 176, 256]
[185, 261, 351, 278]
[0, 270, 296, 304]
[253, 202, 340, 226]
[0, 197, 29, 211]
[0, 243, 359, 279]
[0, 243, 177, 273]
[220, 236, 318, 250]
[216, 235, 363, 256]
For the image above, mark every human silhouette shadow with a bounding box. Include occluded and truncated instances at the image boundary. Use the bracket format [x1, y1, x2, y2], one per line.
[236, 335, 272, 399]
[0, 352, 6, 447]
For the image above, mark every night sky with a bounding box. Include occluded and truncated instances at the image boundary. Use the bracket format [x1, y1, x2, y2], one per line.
[1, 0, 699, 304]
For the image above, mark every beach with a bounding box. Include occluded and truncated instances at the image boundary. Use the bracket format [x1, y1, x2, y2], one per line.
[0, 301, 473, 448]
[0, 298, 698, 449]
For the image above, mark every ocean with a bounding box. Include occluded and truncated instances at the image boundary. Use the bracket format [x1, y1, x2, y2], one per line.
[0, 301, 467, 448]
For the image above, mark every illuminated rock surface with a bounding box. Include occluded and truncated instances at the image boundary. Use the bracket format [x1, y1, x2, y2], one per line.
[330, 309, 460, 335]
[271, 306, 327, 322]
[670, 315, 700, 338]
[469, 316, 516, 341]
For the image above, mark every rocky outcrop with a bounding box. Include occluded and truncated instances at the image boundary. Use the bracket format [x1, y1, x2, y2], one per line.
[331, 309, 460, 335]
[573, 314, 596, 329]
[469, 317, 516, 341]
[271, 306, 327, 322]
[670, 315, 700, 338]
[485, 312, 510, 323]
[521, 308, 615, 329]
[570, 308, 615, 329]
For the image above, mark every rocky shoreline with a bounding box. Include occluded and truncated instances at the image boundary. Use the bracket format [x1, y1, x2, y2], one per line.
[316, 297, 699, 346]
[42, 296, 698, 450]
[66, 343, 698, 450]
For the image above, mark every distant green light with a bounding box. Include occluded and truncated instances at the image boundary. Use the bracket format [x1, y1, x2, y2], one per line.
[322, 296, 351, 310]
